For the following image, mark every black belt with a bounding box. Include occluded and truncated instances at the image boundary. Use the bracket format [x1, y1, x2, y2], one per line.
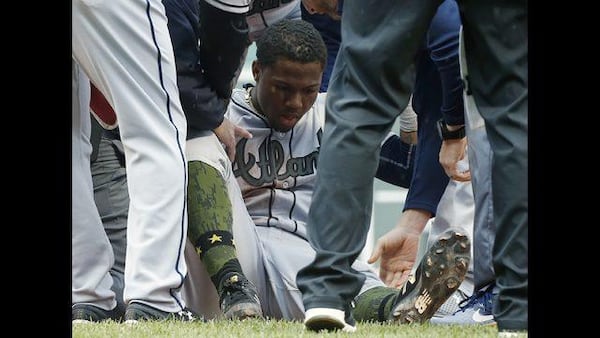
[247, 0, 294, 16]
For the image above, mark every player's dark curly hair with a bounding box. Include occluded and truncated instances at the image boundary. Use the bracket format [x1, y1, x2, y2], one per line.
[255, 19, 327, 68]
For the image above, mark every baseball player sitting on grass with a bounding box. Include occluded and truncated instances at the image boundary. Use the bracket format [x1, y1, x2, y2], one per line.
[182, 19, 470, 325]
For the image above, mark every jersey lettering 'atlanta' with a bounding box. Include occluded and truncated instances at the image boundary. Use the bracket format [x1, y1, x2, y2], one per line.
[226, 87, 326, 239]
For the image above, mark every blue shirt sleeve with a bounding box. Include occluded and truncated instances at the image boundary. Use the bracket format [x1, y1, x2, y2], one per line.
[301, 0, 342, 92]
[163, 0, 227, 134]
[425, 0, 464, 126]
[404, 0, 463, 215]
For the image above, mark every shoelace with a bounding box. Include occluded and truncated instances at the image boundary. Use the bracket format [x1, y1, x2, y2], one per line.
[454, 288, 469, 302]
[222, 276, 258, 303]
[457, 284, 495, 313]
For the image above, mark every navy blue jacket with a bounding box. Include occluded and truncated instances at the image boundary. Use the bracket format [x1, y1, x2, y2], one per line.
[163, 0, 250, 139]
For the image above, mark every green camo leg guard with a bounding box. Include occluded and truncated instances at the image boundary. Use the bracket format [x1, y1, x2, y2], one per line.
[187, 160, 238, 277]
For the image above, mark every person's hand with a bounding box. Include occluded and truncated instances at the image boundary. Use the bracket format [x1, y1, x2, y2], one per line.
[439, 138, 471, 181]
[368, 208, 430, 288]
[213, 118, 252, 161]
[368, 226, 422, 288]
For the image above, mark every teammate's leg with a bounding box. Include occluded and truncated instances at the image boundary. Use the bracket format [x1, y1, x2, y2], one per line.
[72, 0, 190, 314]
[71, 60, 119, 321]
[297, 0, 443, 330]
[459, 0, 528, 332]
[429, 63, 498, 326]
[463, 62, 498, 296]
[90, 120, 129, 316]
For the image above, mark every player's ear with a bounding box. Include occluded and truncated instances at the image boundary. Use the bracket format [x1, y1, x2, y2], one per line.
[252, 60, 260, 82]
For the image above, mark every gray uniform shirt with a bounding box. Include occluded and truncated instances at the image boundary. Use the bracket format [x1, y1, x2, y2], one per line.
[226, 88, 326, 240]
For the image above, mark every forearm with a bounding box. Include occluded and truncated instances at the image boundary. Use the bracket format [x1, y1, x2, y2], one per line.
[395, 208, 432, 235]
[403, 110, 449, 216]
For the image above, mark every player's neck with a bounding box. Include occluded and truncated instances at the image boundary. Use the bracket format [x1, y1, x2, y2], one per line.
[248, 87, 268, 120]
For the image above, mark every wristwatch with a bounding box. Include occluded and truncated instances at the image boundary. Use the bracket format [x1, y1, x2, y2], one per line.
[437, 119, 465, 140]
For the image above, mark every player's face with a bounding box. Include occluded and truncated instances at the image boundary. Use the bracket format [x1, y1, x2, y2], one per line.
[253, 59, 322, 132]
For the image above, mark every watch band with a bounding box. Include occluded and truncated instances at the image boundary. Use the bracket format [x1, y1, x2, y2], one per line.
[437, 119, 465, 140]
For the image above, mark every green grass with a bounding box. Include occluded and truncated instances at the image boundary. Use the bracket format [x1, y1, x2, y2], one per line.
[72, 318, 498, 337]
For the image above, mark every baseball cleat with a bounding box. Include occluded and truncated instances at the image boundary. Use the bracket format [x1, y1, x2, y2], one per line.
[432, 288, 470, 319]
[304, 307, 357, 333]
[220, 273, 264, 320]
[124, 302, 202, 323]
[389, 229, 470, 324]
[72, 303, 123, 323]
[430, 283, 496, 326]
